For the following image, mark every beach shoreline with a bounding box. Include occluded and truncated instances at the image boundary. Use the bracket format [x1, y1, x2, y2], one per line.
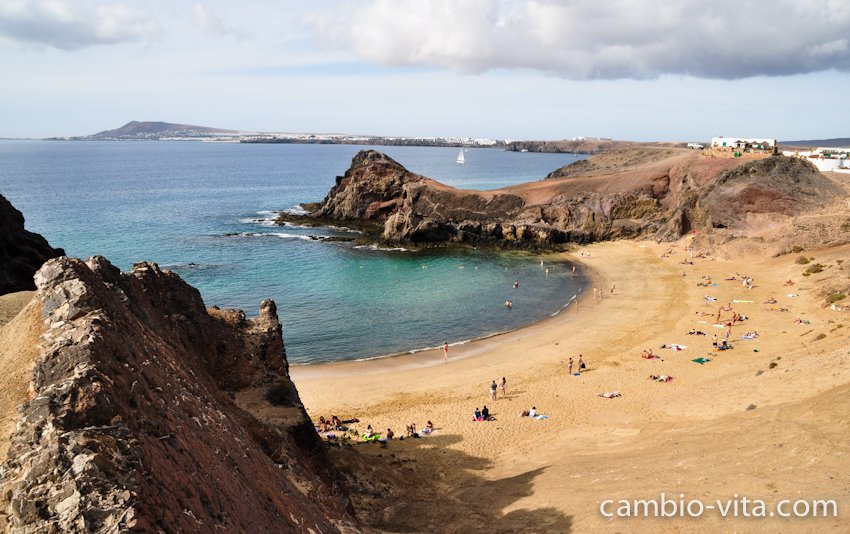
[289, 253, 594, 380]
[288, 238, 850, 532]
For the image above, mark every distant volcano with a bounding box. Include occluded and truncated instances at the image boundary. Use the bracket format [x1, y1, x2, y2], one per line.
[90, 121, 237, 139]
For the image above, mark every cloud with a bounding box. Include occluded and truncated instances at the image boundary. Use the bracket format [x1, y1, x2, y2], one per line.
[303, 0, 850, 80]
[0, 0, 160, 50]
[193, 3, 249, 40]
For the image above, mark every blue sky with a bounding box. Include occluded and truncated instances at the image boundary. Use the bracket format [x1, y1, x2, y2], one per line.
[2, 0, 849, 140]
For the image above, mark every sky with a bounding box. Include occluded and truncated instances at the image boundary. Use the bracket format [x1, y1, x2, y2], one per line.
[2, 0, 850, 141]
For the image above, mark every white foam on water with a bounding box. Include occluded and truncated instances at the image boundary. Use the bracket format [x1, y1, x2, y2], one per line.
[238, 231, 314, 241]
[283, 204, 308, 215]
[353, 244, 409, 252]
[328, 225, 363, 234]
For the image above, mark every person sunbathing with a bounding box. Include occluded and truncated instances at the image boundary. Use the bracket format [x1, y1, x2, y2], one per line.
[688, 329, 706, 336]
[763, 296, 777, 304]
[642, 349, 661, 359]
[421, 421, 434, 434]
[783, 279, 795, 286]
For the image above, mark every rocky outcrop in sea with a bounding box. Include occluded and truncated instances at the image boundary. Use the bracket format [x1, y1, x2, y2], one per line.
[0, 256, 359, 532]
[0, 194, 64, 295]
[278, 149, 848, 251]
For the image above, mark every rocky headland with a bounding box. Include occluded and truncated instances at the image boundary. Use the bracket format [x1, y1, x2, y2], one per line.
[0, 256, 359, 532]
[277, 149, 850, 253]
[0, 194, 64, 295]
[505, 139, 686, 153]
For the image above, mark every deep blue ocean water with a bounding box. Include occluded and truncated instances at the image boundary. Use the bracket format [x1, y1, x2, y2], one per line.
[0, 141, 586, 363]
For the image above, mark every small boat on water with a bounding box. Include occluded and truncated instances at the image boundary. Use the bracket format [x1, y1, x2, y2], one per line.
[456, 148, 465, 164]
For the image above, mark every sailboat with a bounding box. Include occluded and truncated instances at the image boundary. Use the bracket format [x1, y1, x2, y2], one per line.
[456, 147, 465, 164]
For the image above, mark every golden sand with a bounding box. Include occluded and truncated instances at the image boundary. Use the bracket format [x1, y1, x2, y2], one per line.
[292, 239, 850, 532]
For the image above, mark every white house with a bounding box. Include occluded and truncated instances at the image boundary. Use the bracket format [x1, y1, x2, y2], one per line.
[782, 147, 850, 172]
[710, 137, 776, 150]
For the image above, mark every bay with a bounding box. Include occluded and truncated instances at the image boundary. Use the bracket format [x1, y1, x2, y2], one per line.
[0, 141, 587, 363]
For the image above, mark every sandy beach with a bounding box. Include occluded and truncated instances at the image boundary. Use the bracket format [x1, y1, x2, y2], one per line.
[291, 239, 850, 532]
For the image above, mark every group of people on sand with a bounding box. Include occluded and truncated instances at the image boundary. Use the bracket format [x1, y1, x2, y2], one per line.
[473, 406, 492, 421]
[317, 415, 343, 433]
[488, 377, 507, 400]
[363, 421, 434, 443]
[566, 355, 587, 375]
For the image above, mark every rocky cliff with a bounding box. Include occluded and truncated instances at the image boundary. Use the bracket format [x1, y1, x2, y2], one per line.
[0, 194, 64, 295]
[0, 257, 359, 532]
[279, 150, 849, 250]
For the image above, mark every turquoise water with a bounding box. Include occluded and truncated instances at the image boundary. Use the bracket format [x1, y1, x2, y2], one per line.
[0, 141, 586, 363]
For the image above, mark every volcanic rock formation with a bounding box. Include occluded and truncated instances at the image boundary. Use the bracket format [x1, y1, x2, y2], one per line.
[0, 257, 358, 532]
[279, 149, 849, 250]
[0, 194, 64, 295]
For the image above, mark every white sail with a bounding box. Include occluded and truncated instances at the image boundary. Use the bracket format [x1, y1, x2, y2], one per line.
[456, 148, 465, 164]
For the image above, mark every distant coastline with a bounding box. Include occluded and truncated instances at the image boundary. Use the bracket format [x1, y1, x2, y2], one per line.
[30, 120, 850, 153]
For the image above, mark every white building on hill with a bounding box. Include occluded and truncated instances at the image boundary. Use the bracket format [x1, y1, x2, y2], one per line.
[782, 147, 850, 172]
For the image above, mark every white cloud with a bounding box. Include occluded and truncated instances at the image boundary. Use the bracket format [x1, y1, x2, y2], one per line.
[193, 3, 249, 40]
[303, 0, 850, 80]
[0, 0, 161, 50]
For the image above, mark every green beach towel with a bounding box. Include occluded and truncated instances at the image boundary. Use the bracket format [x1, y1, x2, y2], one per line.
[692, 357, 711, 364]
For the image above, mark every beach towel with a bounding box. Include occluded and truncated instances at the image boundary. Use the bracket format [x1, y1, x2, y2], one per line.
[666, 344, 687, 351]
[533, 415, 549, 420]
[732, 299, 754, 303]
[650, 374, 673, 382]
[692, 357, 711, 364]
[598, 391, 622, 398]
[573, 372, 581, 376]
[361, 434, 380, 442]
[704, 296, 718, 302]
[787, 293, 799, 298]
[741, 333, 758, 340]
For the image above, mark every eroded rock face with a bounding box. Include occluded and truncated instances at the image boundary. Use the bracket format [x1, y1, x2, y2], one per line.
[0, 194, 64, 295]
[1, 257, 358, 533]
[287, 150, 848, 249]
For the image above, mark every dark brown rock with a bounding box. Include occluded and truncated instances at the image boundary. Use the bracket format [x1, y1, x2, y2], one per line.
[1, 256, 360, 533]
[289, 150, 848, 250]
[0, 194, 64, 295]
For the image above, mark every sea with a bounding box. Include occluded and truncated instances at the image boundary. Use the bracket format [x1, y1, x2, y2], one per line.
[0, 141, 587, 364]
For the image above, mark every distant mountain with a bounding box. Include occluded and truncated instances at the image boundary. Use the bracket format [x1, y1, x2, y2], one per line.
[781, 137, 850, 148]
[89, 121, 237, 139]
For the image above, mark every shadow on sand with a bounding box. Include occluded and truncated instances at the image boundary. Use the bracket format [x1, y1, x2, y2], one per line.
[330, 433, 572, 533]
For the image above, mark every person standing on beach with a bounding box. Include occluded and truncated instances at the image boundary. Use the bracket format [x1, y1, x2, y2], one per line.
[568, 357, 574, 375]
[578, 355, 586, 373]
[500, 377, 506, 397]
[443, 342, 449, 362]
[490, 380, 498, 400]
